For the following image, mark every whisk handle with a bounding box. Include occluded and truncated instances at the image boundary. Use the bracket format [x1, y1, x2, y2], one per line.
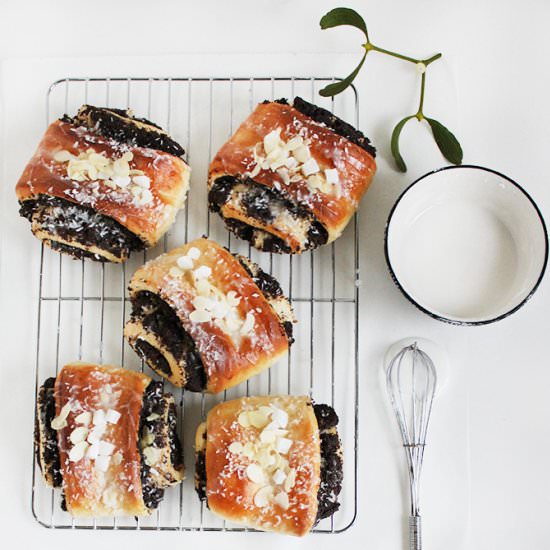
[409, 515, 422, 550]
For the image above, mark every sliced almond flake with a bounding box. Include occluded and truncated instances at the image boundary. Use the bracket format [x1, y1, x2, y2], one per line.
[270, 407, 288, 428]
[253, 485, 274, 508]
[69, 426, 89, 445]
[75, 411, 92, 426]
[259, 429, 276, 444]
[269, 157, 287, 171]
[246, 463, 265, 484]
[324, 168, 340, 185]
[284, 468, 297, 491]
[272, 468, 287, 485]
[105, 409, 121, 424]
[146, 413, 160, 421]
[242, 442, 255, 459]
[194, 265, 212, 280]
[98, 440, 115, 456]
[86, 443, 100, 460]
[69, 441, 89, 462]
[51, 402, 72, 430]
[187, 247, 201, 260]
[53, 150, 75, 163]
[293, 144, 311, 163]
[285, 136, 304, 151]
[284, 156, 298, 170]
[256, 449, 274, 469]
[112, 175, 131, 188]
[50, 417, 67, 431]
[276, 437, 293, 455]
[237, 412, 251, 428]
[265, 146, 283, 163]
[258, 406, 273, 417]
[248, 409, 269, 429]
[189, 308, 212, 323]
[87, 424, 106, 445]
[177, 255, 194, 270]
[93, 409, 106, 426]
[211, 300, 229, 319]
[274, 491, 290, 510]
[113, 158, 130, 177]
[195, 278, 212, 296]
[95, 454, 111, 472]
[193, 295, 215, 311]
[263, 129, 281, 154]
[301, 158, 320, 177]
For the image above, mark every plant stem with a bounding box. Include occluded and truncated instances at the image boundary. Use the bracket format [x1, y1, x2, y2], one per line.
[416, 72, 426, 120]
[364, 42, 442, 66]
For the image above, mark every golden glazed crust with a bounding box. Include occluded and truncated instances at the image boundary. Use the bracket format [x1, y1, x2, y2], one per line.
[16, 119, 190, 251]
[199, 396, 321, 536]
[208, 100, 376, 251]
[54, 363, 151, 517]
[125, 238, 290, 393]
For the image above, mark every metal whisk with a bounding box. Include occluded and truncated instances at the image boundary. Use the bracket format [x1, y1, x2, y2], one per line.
[386, 342, 437, 550]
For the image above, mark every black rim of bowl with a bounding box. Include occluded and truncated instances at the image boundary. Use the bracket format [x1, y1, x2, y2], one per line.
[384, 164, 549, 326]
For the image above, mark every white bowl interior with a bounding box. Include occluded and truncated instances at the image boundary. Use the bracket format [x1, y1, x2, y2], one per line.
[387, 168, 547, 323]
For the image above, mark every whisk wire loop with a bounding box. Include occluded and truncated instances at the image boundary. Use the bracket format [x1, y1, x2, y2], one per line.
[386, 342, 437, 546]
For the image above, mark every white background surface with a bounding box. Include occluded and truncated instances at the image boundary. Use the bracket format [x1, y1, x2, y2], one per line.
[0, 1, 549, 549]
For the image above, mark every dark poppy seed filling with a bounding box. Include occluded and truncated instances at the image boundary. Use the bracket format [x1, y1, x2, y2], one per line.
[35, 377, 62, 488]
[129, 291, 207, 391]
[225, 218, 293, 254]
[138, 381, 184, 510]
[267, 97, 376, 158]
[195, 429, 208, 503]
[66, 105, 186, 157]
[19, 195, 145, 261]
[194, 403, 342, 522]
[208, 175, 328, 254]
[313, 403, 343, 521]
[139, 381, 165, 509]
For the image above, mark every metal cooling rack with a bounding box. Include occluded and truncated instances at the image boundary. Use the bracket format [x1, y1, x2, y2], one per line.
[31, 76, 360, 532]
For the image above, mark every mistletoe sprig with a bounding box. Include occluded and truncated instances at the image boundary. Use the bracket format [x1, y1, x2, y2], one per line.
[319, 7, 463, 172]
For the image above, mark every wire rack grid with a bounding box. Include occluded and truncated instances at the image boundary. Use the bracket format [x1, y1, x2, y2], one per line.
[31, 76, 360, 533]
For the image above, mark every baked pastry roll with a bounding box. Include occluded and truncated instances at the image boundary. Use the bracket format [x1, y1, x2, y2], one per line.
[34, 362, 184, 517]
[17, 105, 190, 262]
[194, 396, 343, 536]
[208, 97, 376, 253]
[124, 237, 294, 393]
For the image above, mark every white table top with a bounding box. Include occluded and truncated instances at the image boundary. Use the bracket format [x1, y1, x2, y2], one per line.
[0, 1, 548, 548]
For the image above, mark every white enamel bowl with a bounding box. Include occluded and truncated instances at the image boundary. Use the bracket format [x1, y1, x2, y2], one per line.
[385, 166, 548, 325]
